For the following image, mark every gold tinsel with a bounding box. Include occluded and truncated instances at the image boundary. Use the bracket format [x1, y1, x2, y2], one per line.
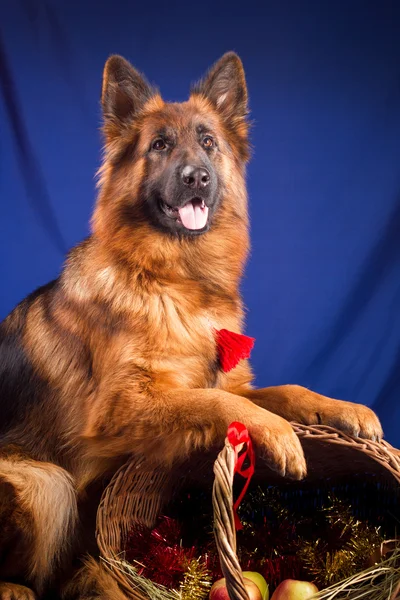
[172, 557, 212, 600]
[299, 496, 383, 587]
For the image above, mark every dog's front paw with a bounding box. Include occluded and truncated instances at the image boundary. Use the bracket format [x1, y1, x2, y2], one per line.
[247, 410, 307, 480]
[315, 400, 383, 442]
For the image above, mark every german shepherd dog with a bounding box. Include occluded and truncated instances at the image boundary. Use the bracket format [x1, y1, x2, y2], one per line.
[0, 53, 382, 599]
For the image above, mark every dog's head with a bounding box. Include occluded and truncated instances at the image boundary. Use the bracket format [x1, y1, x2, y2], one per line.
[95, 53, 250, 240]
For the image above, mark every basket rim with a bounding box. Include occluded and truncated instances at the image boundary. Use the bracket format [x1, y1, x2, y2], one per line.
[292, 423, 400, 483]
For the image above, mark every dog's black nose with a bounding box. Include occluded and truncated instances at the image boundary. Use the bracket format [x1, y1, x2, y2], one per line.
[181, 165, 210, 189]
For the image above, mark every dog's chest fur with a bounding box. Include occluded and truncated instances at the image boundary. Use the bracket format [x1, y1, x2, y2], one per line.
[109, 287, 235, 390]
[63, 246, 243, 392]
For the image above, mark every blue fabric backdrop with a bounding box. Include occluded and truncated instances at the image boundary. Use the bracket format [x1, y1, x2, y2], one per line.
[1, 1, 399, 445]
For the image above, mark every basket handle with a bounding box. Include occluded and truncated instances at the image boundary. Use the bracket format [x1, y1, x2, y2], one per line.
[212, 437, 250, 600]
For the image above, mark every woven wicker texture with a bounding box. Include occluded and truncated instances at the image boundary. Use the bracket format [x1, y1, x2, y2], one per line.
[96, 424, 400, 599]
[97, 456, 172, 599]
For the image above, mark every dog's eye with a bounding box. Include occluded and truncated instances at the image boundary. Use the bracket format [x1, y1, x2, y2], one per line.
[152, 139, 166, 151]
[202, 136, 214, 149]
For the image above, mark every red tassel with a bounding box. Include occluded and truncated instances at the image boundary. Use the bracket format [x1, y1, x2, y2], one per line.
[215, 329, 255, 373]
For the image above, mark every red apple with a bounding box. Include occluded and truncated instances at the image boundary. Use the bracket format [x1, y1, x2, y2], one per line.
[210, 576, 263, 600]
[242, 571, 269, 600]
[271, 579, 318, 600]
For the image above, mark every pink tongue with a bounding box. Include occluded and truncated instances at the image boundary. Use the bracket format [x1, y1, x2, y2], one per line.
[178, 201, 209, 230]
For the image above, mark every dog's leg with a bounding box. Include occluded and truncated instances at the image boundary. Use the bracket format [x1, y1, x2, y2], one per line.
[0, 452, 78, 599]
[0, 583, 36, 600]
[61, 558, 128, 600]
[238, 385, 383, 441]
[83, 388, 307, 479]
[222, 363, 382, 440]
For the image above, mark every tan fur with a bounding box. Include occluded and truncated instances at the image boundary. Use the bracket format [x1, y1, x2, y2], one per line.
[0, 53, 382, 599]
[0, 583, 36, 600]
[61, 558, 128, 600]
[0, 456, 77, 593]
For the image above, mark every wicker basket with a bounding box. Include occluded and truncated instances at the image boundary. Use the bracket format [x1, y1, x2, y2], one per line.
[96, 424, 400, 600]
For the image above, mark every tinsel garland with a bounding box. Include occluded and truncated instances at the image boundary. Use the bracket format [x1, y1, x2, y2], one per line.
[298, 496, 383, 586]
[125, 517, 197, 588]
[125, 481, 395, 595]
[237, 488, 384, 587]
[172, 558, 212, 600]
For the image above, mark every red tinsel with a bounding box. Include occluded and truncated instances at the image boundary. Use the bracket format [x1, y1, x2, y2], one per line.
[259, 556, 303, 590]
[125, 517, 303, 591]
[125, 517, 198, 588]
[125, 512, 304, 591]
[215, 329, 255, 372]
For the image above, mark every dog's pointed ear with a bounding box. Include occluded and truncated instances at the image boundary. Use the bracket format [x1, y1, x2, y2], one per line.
[101, 55, 156, 135]
[192, 52, 248, 125]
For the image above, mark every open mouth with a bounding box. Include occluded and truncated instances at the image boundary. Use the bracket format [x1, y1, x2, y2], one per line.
[160, 198, 209, 231]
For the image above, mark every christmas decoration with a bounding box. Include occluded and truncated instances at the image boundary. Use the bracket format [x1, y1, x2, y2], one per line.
[123, 477, 396, 598]
[298, 496, 383, 587]
[104, 547, 400, 600]
[215, 328, 255, 372]
[303, 547, 400, 600]
[125, 517, 198, 589]
[173, 558, 212, 600]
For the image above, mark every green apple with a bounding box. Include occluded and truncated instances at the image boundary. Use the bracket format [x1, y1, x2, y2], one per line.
[271, 579, 318, 600]
[242, 571, 269, 600]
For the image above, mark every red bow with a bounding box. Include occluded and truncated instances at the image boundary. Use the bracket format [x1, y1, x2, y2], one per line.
[227, 422, 255, 530]
[215, 329, 255, 373]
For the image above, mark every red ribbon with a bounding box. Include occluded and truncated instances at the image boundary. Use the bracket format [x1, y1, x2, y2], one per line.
[227, 421, 255, 530]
